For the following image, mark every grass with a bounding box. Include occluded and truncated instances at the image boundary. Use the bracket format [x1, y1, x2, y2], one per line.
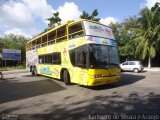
[0, 65, 26, 71]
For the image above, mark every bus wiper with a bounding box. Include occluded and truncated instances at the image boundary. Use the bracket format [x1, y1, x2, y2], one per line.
[110, 63, 119, 66]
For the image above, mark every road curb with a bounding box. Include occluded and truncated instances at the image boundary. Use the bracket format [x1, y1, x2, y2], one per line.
[144, 67, 160, 72]
[2, 69, 29, 75]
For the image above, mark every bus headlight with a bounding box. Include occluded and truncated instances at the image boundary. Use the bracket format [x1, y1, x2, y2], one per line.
[94, 74, 102, 78]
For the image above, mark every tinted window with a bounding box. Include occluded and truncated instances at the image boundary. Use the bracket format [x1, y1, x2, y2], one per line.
[122, 62, 128, 65]
[77, 50, 86, 66]
[39, 52, 61, 64]
[52, 53, 61, 64]
[69, 45, 87, 68]
[69, 50, 76, 66]
[108, 46, 119, 66]
[89, 44, 109, 68]
[129, 62, 135, 65]
[45, 54, 52, 64]
[39, 56, 45, 64]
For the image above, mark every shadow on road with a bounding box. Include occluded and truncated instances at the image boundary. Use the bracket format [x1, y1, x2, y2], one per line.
[0, 79, 66, 104]
[2, 92, 159, 120]
[1, 72, 160, 120]
[85, 73, 145, 90]
[41, 92, 160, 120]
[22, 74, 34, 77]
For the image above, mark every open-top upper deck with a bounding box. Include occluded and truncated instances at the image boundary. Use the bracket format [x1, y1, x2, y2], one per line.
[26, 19, 115, 51]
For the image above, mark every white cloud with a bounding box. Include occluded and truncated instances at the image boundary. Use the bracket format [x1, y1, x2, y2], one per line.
[0, 1, 35, 29]
[0, 1, 82, 38]
[0, 0, 55, 38]
[141, 0, 160, 9]
[100, 17, 118, 26]
[57, 2, 82, 23]
[4, 28, 31, 38]
[22, 0, 55, 22]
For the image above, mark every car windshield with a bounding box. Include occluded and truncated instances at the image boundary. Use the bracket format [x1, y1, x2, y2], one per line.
[89, 44, 119, 68]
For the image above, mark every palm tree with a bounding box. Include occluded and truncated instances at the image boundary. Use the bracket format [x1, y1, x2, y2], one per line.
[132, 6, 160, 68]
[46, 12, 62, 29]
[80, 9, 100, 22]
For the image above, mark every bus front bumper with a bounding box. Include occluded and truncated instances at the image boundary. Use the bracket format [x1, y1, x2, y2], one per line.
[87, 75, 120, 86]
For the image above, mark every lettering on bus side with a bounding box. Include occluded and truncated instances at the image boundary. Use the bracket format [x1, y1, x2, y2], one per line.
[89, 25, 113, 37]
[89, 25, 105, 33]
[40, 67, 52, 75]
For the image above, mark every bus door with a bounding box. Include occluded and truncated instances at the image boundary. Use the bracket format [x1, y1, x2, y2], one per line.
[72, 45, 88, 85]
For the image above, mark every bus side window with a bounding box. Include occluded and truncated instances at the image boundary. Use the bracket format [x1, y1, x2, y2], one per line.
[39, 56, 42, 64]
[52, 52, 61, 64]
[39, 56, 45, 64]
[42, 35, 47, 47]
[69, 50, 76, 66]
[56, 26, 67, 42]
[48, 31, 56, 45]
[45, 54, 52, 64]
[77, 50, 86, 66]
[68, 22, 84, 39]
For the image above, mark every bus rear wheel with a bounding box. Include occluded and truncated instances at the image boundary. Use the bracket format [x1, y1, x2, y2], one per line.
[63, 70, 70, 85]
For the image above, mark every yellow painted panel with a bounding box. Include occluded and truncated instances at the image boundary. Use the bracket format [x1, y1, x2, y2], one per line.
[87, 68, 121, 86]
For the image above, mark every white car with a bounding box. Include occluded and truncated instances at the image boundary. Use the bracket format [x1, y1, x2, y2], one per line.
[120, 61, 144, 73]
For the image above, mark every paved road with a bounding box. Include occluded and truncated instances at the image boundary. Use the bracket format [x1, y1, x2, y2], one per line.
[0, 70, 160, 120]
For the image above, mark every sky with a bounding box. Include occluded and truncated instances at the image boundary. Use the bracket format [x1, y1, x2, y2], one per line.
[0, 0, 160, 38]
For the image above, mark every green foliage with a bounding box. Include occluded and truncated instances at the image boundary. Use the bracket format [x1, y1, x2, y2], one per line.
[119, 43, 135, 57]
[151, 2, 160, 26]
[109, 2, 160, 66]
[131, 3, 160, 67]
[47, 12, 62, 29]
[123, 16, 140, 29]
[80, 9, 100, 22]
[0, 34, 27, 63]
[109, 18, 138, 60]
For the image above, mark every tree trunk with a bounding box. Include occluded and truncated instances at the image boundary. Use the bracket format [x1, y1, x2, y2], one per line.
[148, 56, 151, 68]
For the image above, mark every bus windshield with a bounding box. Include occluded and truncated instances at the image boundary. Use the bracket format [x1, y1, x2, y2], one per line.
[89, 44, 119, 68]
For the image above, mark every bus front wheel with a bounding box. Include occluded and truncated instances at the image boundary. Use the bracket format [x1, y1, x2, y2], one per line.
[63, 70, 70, 85]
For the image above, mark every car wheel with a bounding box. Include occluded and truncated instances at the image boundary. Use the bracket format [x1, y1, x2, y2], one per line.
[134, 68, 139, 73]
[63, 70, 70, 85]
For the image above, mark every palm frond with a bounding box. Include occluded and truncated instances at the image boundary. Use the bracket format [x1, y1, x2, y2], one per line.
[142, 40, 148, 59]
[152, 24, 160, 38]
[150, 46, 156, 58]
[145, 9, 152, 28]
[133, 36, 144, 45]
[130, 28, 144, 34]
[135, 37, 146, 56]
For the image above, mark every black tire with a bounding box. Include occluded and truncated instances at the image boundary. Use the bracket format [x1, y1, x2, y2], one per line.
[63, 70, 70, 85]
[134, 68, 139, 73]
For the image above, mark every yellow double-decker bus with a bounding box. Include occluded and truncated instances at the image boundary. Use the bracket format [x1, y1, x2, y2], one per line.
[26, 19, 120, 86]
